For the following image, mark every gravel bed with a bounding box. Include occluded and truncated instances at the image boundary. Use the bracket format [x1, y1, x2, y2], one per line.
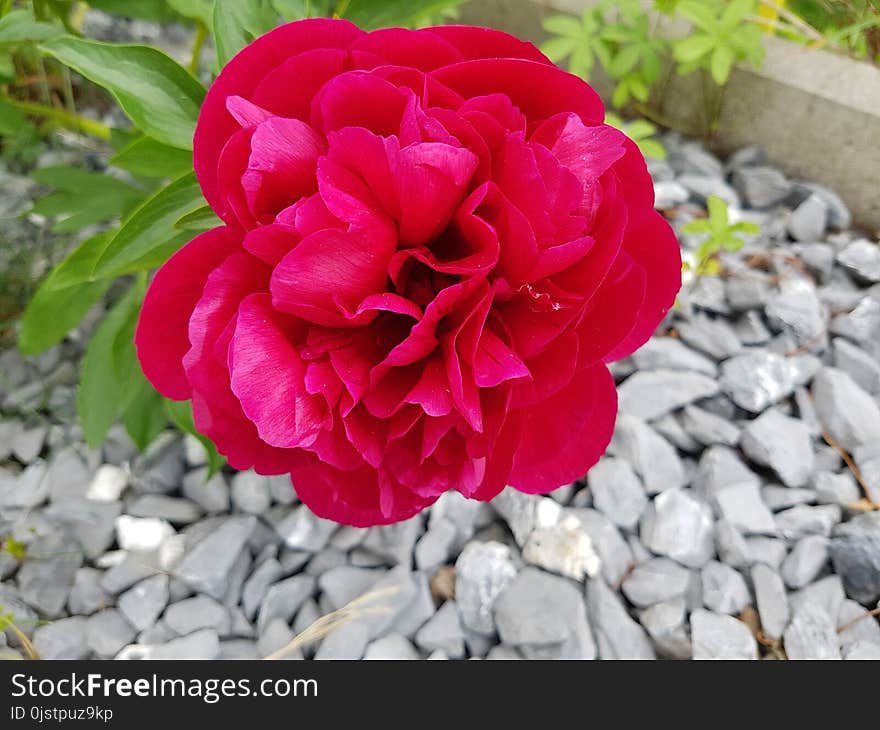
[2, 124, 880, 660]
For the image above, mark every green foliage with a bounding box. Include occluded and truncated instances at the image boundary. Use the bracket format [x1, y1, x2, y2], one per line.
[30, 166, 145, 232]
[110, 136, 194, 180]
[1, 536, 27, 560]
[604, 112, 667, 159]
[673, 0, 765, 84]
[213, 0, 278, 67]
[91, 172, 205, 278]
[682, 195, 760, 274]
[40, 36, 205, 149]
[166, 399, 225, 476]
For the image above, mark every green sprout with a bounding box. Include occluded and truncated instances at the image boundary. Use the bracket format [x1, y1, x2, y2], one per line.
[605, 112, 667, 159]
[682, 195, 760, 275]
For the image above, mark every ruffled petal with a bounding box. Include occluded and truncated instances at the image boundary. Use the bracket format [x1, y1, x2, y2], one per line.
[135, 227, 238, 400]
[508, 361, 617, 493]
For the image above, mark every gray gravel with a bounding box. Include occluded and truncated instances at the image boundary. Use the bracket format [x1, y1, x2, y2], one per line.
[2, 128, 879, 661]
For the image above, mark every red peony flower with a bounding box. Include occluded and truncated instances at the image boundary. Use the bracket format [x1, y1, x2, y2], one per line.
[136, 19, 681, 527]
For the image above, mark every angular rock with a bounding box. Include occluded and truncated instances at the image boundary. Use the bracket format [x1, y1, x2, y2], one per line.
[455, 541, 517, 635]
[691, 610, 757, 660]
[741, 409, 815, 488]
[781, 535, 829, 589]
[784, 603, 840, 659]
[609, 415, 685, 494]
[812, 471, 861, 508]
[638, 598, 691, 659]
[32, 616, 89, 660]
[115, 515, 174, 553]
[361, 516, 422, 566]
[830, 512, 880, 605]
[701, 561, 750, 615]
[274, 506, 336, 552]
[640, 489, 714, 568]
[572, 508, 634, 586]
[618, 369, 719, 420]
[713, 481, 777, 536]
[181, 469, 230, 513]
[242, 557, 284, 620]
[719, 351, 798, 413]
[176, 515, 255, 600]
[751, 563, 789, 640]
[231, 471, 271, 515]
[86, 609, 136, 659]
[68, 568, 111, 615]
[837, 239, 880, 283]
[44, 499, 121, 559]
[318, 566, 384, 611]
[414, 600, 465, 658]
[787, 193, 827, 241]
[631, 337, 718, 377]
[832, 338, 880, 394]
[621, 558, 691, 608]
[151, 629, 220, 660]
[257, 575, 316, 634]
[587, 457, 647, 530]
[732, 165, 791, 208]
[587, 578, 654, 659]
[680, 405, 740, 447]
[364, 633, 420, 660]
[812, 367, 880, 452]
[838, 599, 880, 655]
[766, 277, 826, 345]
[774, 504, 841, 540]
[16, 532, 82, 618]
[127, 495, 202, 525]
[164, 595, 230, 636]
[522, 513, 600, 580]
[315, 622, 368, 660]
[118, 574, 169, 632]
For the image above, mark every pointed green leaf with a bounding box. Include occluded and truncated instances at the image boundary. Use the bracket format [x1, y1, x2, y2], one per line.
[213, 0, 278, 67]
[673, 33, 715, 63]
[710, 44, 734, 84]
[41, 36, 205, 149]
[110, 136, 193, 179]
[92, 172, 206, 278]
[165, 399, 225, 476]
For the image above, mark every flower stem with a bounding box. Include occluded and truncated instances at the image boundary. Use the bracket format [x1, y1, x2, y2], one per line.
[6, 97, 112, 140]
[189, 21, 207, 76]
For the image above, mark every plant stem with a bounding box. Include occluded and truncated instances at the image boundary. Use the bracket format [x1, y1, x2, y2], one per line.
[758, 0, 826, 43]
[7, 97, 112, 140]
[189, 21, 207, 76]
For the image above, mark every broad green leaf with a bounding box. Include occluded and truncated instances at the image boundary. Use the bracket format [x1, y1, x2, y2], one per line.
[272, 0, 332, 20]
[111, 299, 143, 410]
[77, 285, 141, 449]
[122, 379, 168, 451]
[93, 172, 205, 278]
[41, 36, 205, 149]
[542, 15, 583, 38]
[166, 0, 214, 25]
[707, 195, 728, 226]
[721, 0, 754, 30]
[540, 36, 578, 63]
[608, 44, 641, 78]
[44, 232, 112, 291]
[673, 34, 715, 63]
[213, 0, 278, 68]
[86, 0, 179, 23]
[19, 276, 111, 356]
[341, 0, 466, 30]
[0, 96, 30, 135]
[174, 204, 222, 231]
[30, 166, 144, 232]
[165, 399, 225, 476]
[677, 0, 720, 32]
[110, 136, 193, 179]
[710, 44, 734, 85]
[0, 9, 62, 46]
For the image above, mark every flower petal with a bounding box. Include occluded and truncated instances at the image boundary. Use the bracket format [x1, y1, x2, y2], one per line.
[135, 226, 238, 400]
[509, 361, 616, 493]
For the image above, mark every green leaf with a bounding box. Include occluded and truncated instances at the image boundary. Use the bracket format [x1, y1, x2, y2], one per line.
[77, 285, 141, 449]
[19, 275, 111, 356]
[682, 218, 711, 233]
[166, 0, 214, 25]
[86, 0, 178, 22]
[707, 195, 728, 225]
[543, 15, 583, 38]
[165, 399, 225, 476]
[540, 36, 578, 63]
[213, 0, 278, 68]
[608, 44, 641, 78]
[721, 0, 754, 30]
[174, 204, 222, 231]
[110, 136, 193, 179]
[30, 166, 144, 232]
[41, 36, 205, 149]
[341, 0, 465, 30]
[639, 139, 667, 160]
[0, 95, 31, 135]
[569, 43, 594, 79]
[673, 33, 715, 63]
[0, 9, 62, 46]
[710, 44, 734, 85]
[122, 376, 168, 451]
[677, 0, 720, 32]
[44, 232, 111, 291]
[93, 172, 205, 278]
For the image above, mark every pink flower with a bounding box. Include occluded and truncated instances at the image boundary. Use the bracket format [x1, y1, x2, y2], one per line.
[136, 19, 681, 526]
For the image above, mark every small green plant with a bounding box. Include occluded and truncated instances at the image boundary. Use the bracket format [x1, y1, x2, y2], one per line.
[682, 195, 760, 275]
[2, 535, 28, 560]
[673, 0, 765, 84]
[605, 112, 667, 159]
